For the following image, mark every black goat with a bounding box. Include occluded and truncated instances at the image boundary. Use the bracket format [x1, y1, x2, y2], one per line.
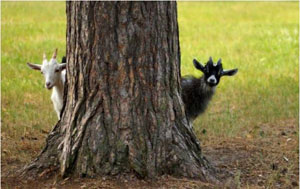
[181, 57, 238, 121]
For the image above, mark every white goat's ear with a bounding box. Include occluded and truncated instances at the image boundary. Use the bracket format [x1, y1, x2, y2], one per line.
[59, 63, 66, 71]
[27, 62, 42, 71]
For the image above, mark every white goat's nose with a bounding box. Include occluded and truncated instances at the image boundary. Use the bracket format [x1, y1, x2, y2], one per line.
[46, 82, 51, 87]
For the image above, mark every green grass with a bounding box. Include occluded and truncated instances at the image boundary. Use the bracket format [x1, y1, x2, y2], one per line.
[178, 2, 299, 138]
[2, 2, 66, 137]
[1, 1, 299, 159]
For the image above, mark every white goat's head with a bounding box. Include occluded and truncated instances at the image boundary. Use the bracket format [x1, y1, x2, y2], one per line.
[27, 49, 66, 90]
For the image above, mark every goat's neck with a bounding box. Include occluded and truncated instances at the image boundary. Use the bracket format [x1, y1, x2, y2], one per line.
[198, 76, 216, 94]
[53, 76, 64, 98]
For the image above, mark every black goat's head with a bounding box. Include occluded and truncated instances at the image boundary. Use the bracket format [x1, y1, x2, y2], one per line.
[193, 57, 238, 87]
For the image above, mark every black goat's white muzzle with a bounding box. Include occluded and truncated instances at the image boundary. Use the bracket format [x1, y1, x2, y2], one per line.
[207, 75, 217, 84]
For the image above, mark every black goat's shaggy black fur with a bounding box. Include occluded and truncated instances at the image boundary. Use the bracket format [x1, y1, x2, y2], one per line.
[181, 76, 215, 121]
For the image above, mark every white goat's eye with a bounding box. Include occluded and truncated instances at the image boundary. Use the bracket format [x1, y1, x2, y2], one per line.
[55, 68, 60, 73]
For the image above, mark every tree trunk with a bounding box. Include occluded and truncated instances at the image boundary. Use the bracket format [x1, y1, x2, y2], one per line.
[22, 1, 221, 183]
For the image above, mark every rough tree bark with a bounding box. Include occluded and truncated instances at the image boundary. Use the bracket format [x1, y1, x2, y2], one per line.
[22, 1, 222, 183]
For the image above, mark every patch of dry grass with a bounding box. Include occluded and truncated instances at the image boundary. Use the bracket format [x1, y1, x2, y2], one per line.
[2, 119, 298, 188]
[203, 118, 299, 188]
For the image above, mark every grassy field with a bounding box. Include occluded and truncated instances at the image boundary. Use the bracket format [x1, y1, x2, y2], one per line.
[178, 2, 299, 138]
[1, 2, 299, 188]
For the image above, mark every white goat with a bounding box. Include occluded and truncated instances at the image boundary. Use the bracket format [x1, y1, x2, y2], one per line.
[27, 49, 66, 119]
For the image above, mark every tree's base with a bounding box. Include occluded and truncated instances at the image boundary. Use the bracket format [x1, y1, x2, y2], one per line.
[19, 128, 231, 184]
[20, 150, 232, 186]
[19, 120, 232, 185]
[7, 170, 237, 189]
[20, 165, 233, 186]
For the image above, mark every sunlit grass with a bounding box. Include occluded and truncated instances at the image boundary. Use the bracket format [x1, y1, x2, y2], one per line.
[178, 2, 299, 139]
[1, 2, 299, 163]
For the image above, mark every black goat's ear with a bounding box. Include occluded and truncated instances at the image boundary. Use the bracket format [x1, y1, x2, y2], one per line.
[61, 56, 66, 63]
[222, 68, 238, 76]
[193, 59, 205, 72]
[217, 58, 222, 65]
